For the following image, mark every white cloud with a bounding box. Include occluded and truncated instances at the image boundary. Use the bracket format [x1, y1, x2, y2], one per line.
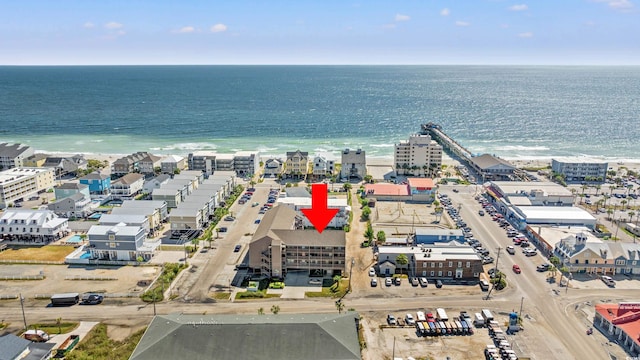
[440, 8, 450, 16]
[395, 14, 410, 22]
[104, 22, 124, 30]
[518, 32, 534, 38]
[455, 21, 470, 27]
[83, 22, 94, 29]
[175, 26, 196, 34]
[509, 4, 529, 11]
[592, 0, 634, 11]
[210, 23, 228, 33]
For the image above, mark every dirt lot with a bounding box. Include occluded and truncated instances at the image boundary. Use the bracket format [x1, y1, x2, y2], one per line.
[0, 264, 160, 298]
[0, 245, 76, 262]
[371, 201, 451, 237]
[361, 310, 494, 360]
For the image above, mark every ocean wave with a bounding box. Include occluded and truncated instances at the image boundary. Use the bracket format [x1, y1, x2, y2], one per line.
[369, 143, 395, 148]
[493, 145, 550, 152]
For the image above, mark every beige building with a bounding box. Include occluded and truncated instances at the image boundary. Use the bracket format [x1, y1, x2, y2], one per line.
[248, 205, 346, 278]
[0, 167, 55, 208]
[285, 150, 309, 179]
[340, 148, 366, 180]
[394, 134, 443, 177]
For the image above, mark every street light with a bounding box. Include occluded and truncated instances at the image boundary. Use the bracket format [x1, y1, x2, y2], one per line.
[20, 293, 27, 331]
[348, 258, 355, 293]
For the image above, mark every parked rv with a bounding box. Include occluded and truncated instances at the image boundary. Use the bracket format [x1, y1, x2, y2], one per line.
[50, 293, 80, 307]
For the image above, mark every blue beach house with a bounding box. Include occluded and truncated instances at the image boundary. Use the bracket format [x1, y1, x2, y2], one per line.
[79, 172, 111, 196]
[415, 228, 465, 244]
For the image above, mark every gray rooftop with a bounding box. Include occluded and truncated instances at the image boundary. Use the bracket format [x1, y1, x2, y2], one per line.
[113, 173, 145, 185]
[56, 182, 88, 190]
[471, 154, 515, 170]
[129, 313, 361, 360]
[0, 143, 33, 158]
[0, 334, 31, 360]
[80, 171, 109, 180]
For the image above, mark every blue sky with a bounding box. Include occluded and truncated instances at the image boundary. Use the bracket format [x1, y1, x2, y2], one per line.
[0, 0, 638, 65]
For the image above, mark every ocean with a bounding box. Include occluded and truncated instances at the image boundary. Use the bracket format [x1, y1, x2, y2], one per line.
[0, 65, 638, 161]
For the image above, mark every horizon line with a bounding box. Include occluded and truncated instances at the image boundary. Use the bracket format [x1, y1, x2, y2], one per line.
[2, 63, 640, 67]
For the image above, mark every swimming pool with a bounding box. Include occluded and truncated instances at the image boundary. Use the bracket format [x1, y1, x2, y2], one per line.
[80, 252, 91, 259]
[67, 235, 83, 243]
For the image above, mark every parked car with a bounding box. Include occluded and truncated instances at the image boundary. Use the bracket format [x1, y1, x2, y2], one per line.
[385, 277, 393, 286]
[254, 219, 261, 224]
[478, 209, 485, 216]
[395, 277, 402, 286]
[435, 279, 443, 288]
[387, 314, 397, 325]
[370, 278, 378, 287]
[218, 227, 228, 233]
[601, 275, 616, 287]
[410, 277, 419, 286]
[224, 216, 235, 221]
[512, 264, 522, 274]
[405, 314, 416, 325]
[81, 293, 103, 305]
[419, 277, 429, 287]
[506, 246, 515, 255]
[234, 244, 241, 252]
[369, 268, 376, 277]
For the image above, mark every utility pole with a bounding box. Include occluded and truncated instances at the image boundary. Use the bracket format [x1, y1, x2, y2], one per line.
[485, 247, 502, 300]
[20, 293, 27, 331]
[519, 296, 524, 325]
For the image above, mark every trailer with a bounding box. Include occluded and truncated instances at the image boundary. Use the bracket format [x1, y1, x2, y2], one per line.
[50, 293, 79, 307]
[23, 329, 49, 342]
[455, 320, 464, 335]
[481, 309, 494, 324]
[427, 321, 436, 335]
[436, 308, 449, 321]
[463, 320, 474, 335]
[55, 334, 80, 358]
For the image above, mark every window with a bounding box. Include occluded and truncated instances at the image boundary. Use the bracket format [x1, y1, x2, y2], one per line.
[431, 262, 435, 268]
[438, 271, 442, 277]
[422, 262, 427, 268]
[458, 261, 462, 268]
[438, 263, 443, 268]
[447, 271, 452, 277]
[616, 259, 626, 265]
[109, 242, 116, 248]
[448, 261, 453, 267]
[466, 261, 471, 268]
[430, 271, 435, 276]
[633, 261, 637, 266]
[473, 272, 479, 277]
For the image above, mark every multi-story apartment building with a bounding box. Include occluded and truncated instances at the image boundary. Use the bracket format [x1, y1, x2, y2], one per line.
[0, 143, 35, 170]
[340, 148, 366, 180]
[0, 209, 69, 242]
[47, 193, 92, 219]
[554, 232, 640, 275]
[54, 182, 90, 201]
[110, 173, 145, 200]
[187, 151, 258, 176]
[160, 155, 186, 174]
[79, 172, 111, 196]
[394, 134, 443, 177]
[233, 151, 259, 176]
[312, 152, 336, 178]
[248, 205, 346, 278]
[0, 167, 55, 208]
[277, 197, 350, 228]
[377, 244, 483, 281]
[551, 157, 608, 184]
[264, 158, 284, 178]
[111, 152, 159, 179]
[285, 150, 309, 179]
[87, 223, 155, 261]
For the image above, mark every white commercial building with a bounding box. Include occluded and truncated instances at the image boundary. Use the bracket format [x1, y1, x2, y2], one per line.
[551, 157, 608, 184]
[0, 167, 55, 208]
[512, 206, 597, 230]
[394, 134, 443, 177]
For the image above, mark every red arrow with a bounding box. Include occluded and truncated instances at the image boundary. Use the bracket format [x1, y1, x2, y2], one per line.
[301, 183, 339, 233]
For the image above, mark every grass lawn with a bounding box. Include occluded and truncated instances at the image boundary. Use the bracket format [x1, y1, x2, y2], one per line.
[0, 245, 75, 262]
[65, 323, 145, 360]
[27, 322, 79, 335]
[305, 279, 349, 298]
[210, 292, 231, 300]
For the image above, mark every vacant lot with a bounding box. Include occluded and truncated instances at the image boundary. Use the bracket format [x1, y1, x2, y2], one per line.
[0, 245, 76, 262]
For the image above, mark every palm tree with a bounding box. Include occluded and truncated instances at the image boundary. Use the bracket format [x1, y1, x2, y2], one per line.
[335, 300, 345, 314]
[595, 185, 601, 196]
[607, 208, 614, 221]
[376, 230, 386, 244]
[622, 199, 628, 210]
[396, 254, 409, 275]
[364, 223, 375, 243]
[270, 305, 280, 314]
[258, 307, 265, 315]
[56, 317, 62, 334]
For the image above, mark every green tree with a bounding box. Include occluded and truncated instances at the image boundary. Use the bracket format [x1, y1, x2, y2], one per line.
[396, 254, 409, 275]
[364, 223, 375, 243]
[549, 256, 561, 268]
[258, 307, 264, 315]
[548, 265, 557, 279]
[173, 168, 181, 175]
[56, 317, 62, 334]
[332, 275, 342, 288]
[376, 231, 386, 244]
[335, 300, 345, 314]
[361, 206, 371, 221]
[363, 174, 373, 183]
[270, 305, 280, 314]
[343, 183, 352, 191]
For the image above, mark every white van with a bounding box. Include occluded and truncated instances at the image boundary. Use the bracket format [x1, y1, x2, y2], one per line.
[601, 275, 616, 287]
[474, 313, 485, 327]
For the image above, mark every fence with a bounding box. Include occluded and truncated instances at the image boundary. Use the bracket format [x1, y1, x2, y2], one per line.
[0, 260, 64, 265]
[0, 275, 45, 281]
[65, 276, 118, 281]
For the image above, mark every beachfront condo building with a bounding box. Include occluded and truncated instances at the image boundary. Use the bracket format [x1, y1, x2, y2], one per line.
[79, 171, 111, 196]
[160, 155, 186, 174]
[394, 134, 443, 177]
[0, 167, 55, 208]
[248, 205, 346, 278]
[340, 148, 367, 180]
[312, 152, 336, 178]
[285, 150, 309, 179]
[110, 173, 145, 200]
[87, 223, 157, 261]
[551, 157, 608, 184]
[111, 152, 160, 179]
[264, 158, 284, 178]
[187, 151, 259, 176]
[0, 143, 35, 170]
